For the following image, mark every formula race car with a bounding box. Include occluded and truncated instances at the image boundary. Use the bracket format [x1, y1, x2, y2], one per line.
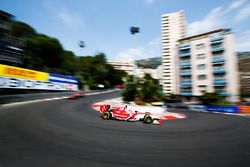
[67, 92, 84, 99]
[99, 105, 163, 125]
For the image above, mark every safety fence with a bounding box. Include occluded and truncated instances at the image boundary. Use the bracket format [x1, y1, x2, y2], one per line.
[188, 105, 250, 114]
[0, 64, 78, 91]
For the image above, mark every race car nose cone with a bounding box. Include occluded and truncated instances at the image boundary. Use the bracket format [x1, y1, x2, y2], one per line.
[153, 119, 163, 125]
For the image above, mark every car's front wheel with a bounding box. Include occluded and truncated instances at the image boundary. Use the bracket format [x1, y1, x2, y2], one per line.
[101, 111, 112, 120]
[143, 114, 153, 124]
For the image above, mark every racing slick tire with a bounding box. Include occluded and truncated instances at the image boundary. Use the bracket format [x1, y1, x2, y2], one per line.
[143, 114, 153, 124]
[101, 111, 112, 120]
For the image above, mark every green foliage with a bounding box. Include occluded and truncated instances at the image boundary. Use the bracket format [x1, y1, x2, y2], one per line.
[162, 93, 181, 103]
[29, 35, 63, 67]
[76, 53, 127, 89]
[122, 74, 162, 103]
[136, 57, 161, 69]
[122, 80, 137, 102]
[11, 21, 126, 90]
[60, 50, 77, 74]
[12, 21, 36, 38]
[199, 92, 232, 106]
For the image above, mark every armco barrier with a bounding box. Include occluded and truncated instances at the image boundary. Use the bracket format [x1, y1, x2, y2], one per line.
[188, 105, 206, 111]
[239, 106, 250, 114]
[189, 105, 250, 114]
[0, 64, 78, 91]
[205, 106, 239, 113]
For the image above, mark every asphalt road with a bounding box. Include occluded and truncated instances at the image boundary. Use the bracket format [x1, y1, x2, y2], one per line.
[0, 91, 250, 167]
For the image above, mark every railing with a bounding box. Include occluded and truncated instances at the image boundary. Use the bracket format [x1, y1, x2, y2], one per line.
[210, 36, 223, 44]
[180, 70, 192, 76]
[213, 78, 227, 86]
[179, 52, 191, 57]
[213, 67, 226, 74]
[178, 43, 190, 50]
[212, 56, 225, 64]
[180, 60, 191, 68]
[211, 46, 224, 52]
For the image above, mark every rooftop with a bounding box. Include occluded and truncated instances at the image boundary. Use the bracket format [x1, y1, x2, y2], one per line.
[178, 28, 231, 42]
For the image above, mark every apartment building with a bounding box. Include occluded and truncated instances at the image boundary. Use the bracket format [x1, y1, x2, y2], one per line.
[107, 60, 135, 76]
[238, 53, 250, 97]
[178, 29, 239, 102]
[0, 10, 24, 66]
[161, 10, 185, 94]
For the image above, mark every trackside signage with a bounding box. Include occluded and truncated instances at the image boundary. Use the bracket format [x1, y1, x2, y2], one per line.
[0, 64, 78, 91]
[205, 106, 238, 113]
[0, 64, 48, 81]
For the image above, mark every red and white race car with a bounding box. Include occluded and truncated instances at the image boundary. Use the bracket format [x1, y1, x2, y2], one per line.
[67, 92, 84, 99]
[99, 105, 164, 125]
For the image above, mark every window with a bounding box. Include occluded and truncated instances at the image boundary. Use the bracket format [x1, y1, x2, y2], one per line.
[197, 64, 206, 70]
[197, 54, 205, 60]
[196, 43, 205, 49]
[198, 85, 207, 89]
[198, 75, 206, 80]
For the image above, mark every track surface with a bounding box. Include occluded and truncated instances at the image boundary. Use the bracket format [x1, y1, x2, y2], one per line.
[0, 91, 250, 167]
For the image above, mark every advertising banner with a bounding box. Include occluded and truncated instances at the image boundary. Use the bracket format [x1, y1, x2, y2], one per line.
[238, 106, 250, 114]
[49, 74, 78, 91]
[205, 106, 239, 113]
[188, 105, 206, 111]
[0, 64, 48, 81]
[0, 64, 78, 91]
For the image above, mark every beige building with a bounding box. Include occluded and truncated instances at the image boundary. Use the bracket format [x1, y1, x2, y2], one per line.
[108, 60, 135, 76]
[161, 10, 185, 94]
[177, 29, 239, 102]
[238, 54, 250, 97]
[135, 68, 159, 80]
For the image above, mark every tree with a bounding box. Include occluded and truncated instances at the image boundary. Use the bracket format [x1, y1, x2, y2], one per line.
[75, 52, 126, 89]
[12, 21, 36, 38]
[8, 19, 126, 90]
[122, 74, 162, 103]
[199, 92, 231, 106]
[60, 50, 77, 74]
[122, 76, 137, 101]
[26, 34, 64, 70]
[138, 73, 162, 102]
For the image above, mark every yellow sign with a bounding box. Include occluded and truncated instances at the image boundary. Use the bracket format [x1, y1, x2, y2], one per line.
[0, 64, 48, 81]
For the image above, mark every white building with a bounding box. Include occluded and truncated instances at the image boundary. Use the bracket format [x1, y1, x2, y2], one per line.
[108, 60, 135, 76]
[161, 10, 185, 94]
[135, 68, 159, 80]
[178, 29, 239, 102]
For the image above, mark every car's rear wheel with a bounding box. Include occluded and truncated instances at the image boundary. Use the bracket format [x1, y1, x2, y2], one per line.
[101, 111, 112, 120]
[143, 114, 153, 124]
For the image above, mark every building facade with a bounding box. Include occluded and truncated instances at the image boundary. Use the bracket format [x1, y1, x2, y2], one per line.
[107, 60, 135, 76]
[0, 10, 24, 66]
[161, 10, 185, 95]
[178, 29, 239, 102]
[238, 53, 250, 97]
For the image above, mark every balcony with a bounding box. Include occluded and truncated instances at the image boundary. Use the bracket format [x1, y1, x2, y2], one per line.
[178, 43, 190, 50]
[181, 80, 192, 88]
[179, 52, 191, 57]
[213, 78, 227, 86]
[215, 90, 229, 96]
[181, 92, 192, 96]
[213, 67, 226, 74]
[212, 56, 225, 64]
[180, 60, 191, 68]
[180, 70, 192, 76]
[211, 45, 224, 52]
[210, 36, 223, 44]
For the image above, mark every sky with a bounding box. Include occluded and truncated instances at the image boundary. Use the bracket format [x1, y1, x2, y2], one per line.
[1, 0, 250, 61]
